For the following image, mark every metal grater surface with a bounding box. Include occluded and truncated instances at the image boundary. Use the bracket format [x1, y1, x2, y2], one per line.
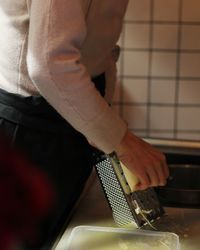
[93, 151, 164, 229]
[95, 156, 138, 227]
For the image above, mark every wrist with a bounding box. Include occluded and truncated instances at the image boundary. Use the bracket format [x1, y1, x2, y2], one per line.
[115, 128, 129, 155]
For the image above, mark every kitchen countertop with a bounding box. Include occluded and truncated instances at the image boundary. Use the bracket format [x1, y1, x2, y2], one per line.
[54, 170, 200, 250]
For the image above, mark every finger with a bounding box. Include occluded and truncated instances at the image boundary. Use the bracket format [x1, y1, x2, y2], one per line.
[146, 166, 160, 187]
[148, 153, 169, 183]
[155, 162, 168, 186]
[136, 181, 149, 190]
[155, 155, 169, 182]
[156, 153, 169, 179]
[135, 171, 151, 190]
[141, 152, 164, 186]
[156, 158, 169, 186]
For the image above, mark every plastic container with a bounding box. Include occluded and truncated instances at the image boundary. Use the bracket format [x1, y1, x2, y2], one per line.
[65, 226, 180, 250]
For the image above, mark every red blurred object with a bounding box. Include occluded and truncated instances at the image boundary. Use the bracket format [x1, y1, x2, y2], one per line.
[0, 134, 54, 250]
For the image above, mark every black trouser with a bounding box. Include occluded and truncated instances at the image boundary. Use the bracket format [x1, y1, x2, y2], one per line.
[0, 74, 105, 250]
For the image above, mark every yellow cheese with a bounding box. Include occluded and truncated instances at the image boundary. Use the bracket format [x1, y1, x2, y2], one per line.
[120, 162, 139, 193]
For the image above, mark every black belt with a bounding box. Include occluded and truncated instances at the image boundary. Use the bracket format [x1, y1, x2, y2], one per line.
[0, 73, 105, 134]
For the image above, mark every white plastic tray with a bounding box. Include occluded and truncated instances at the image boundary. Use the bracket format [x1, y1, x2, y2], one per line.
[65, 226, 180, 250]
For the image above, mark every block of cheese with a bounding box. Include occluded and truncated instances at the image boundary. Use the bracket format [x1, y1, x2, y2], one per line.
[120, 161, 139, 192]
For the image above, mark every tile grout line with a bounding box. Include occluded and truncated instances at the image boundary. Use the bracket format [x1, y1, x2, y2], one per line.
[146, 0, 154, 138]
[174, 0, 183, 139]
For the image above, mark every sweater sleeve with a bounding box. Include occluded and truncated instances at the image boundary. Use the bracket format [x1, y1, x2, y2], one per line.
[27, 0, 127, 154]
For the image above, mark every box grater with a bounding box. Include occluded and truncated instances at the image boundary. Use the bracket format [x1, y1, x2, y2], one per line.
[93, 150, 165, 230]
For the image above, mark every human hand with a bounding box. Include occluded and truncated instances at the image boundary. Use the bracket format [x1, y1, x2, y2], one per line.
[115, 130, 169, 190]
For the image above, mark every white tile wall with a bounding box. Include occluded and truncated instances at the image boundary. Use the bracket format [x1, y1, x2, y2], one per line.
[125, 0, 151, 21]
[149, 131, 174, 139]
[125, 23, 150, 49]
[153, 0, 179, 21]
[116, 0, 200, 140]
[180, 53, 200, 78]
[177, 132, 200, 141]
[181, 25, 200, 50]
[151, 52, 177, 77]
[123, 51, 149, 76]
[122, 105, 147, 130]
[122, 79, 148, 103]
[177, 107, 200, 130]
[150, 80, 176, 104]
[179, 81, 200, 104]
[182, 0, 200, 22]
[149, 107, 174, 130]
[152, 25, 178, 49]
